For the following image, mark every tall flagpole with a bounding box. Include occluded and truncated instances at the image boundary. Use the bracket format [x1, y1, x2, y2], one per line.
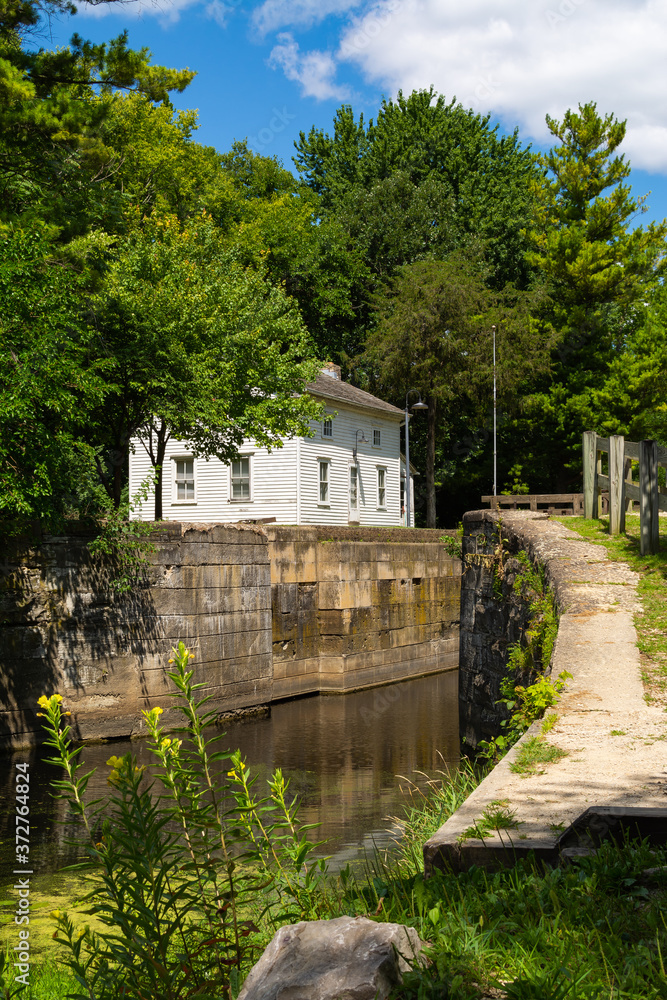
[492, 324, 497, 501]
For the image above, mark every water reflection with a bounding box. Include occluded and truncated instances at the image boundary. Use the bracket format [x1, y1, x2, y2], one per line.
[0, 670, 459, 883]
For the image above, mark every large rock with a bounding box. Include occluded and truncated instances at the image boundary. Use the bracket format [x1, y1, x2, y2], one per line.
[237, 916, 426, 1000]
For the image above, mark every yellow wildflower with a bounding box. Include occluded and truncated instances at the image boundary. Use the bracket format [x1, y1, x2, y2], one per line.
[38, 694, 62, 709]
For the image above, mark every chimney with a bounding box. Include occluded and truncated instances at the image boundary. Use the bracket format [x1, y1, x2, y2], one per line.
[322, 362, 342, 380]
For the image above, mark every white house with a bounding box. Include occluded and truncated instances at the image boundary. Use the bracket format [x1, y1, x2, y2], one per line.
[129, 365, 416, 526]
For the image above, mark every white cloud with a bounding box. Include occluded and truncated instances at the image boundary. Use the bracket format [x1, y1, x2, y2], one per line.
[205, 0, 231, 27]
[252, 0, 361, 37]
[268, 32, 352, 100]
[331, 0, 667, 172]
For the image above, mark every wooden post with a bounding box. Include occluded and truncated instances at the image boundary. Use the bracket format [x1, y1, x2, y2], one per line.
[583, 430, 598, 519]
[609, 435, 625, 535]
[640, 439, 659, 555]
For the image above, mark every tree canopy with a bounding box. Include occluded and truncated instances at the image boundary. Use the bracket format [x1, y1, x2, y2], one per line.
[295, 88, 539, 289]
[2, 1, 666, 530]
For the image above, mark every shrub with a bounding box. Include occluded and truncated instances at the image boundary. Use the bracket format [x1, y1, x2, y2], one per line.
[36, 643, 329, 1000]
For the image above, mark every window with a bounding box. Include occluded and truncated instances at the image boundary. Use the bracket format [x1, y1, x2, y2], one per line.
[319, 461, 330, 504]
[231, 457, 250, 500]
[174, 459, 195, 502]
[323, 417, 333, 438]
[377, 467, 386, 508]
[350, 465, 358, 509]
[373, 429, 381, 447]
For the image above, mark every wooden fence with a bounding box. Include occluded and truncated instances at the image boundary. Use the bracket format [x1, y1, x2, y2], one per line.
[582, 431, 667, 555]
[482, 494, 589, 516]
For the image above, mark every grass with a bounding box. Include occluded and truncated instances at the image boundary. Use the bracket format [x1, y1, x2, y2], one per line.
[460, 801, 520, 843]
[554, 514, 667, 707]
[0, 959, 77, 999]
[510, 736, 569, 777]
[6, 758, 667, 1000]
[540, 712, 559, 734]
[367, 771, 667, 999]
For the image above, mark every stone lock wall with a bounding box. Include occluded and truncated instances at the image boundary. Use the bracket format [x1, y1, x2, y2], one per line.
[0, 524, 460, 749]
[0, 523, 273, 749]
[267, 526, 461, 698]
[458, 511, 550, 749]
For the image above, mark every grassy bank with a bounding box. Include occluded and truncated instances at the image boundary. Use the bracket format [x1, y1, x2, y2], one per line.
[7, 759, 667, 1000]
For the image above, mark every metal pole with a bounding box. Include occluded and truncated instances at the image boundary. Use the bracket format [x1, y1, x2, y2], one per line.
[405, 402, 411, 528]
[492, 324, 497, 500]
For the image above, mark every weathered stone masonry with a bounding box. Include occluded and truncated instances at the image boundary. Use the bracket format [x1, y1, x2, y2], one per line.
[267, 526, 460, 698]
[0, 523, 460, 749]
[458, 511, 550, 749]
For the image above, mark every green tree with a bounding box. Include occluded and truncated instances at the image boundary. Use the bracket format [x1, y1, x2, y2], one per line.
[0, 0, 195, 229]
[365, 254, 545, 526]
[0, 226, 108, 529]
[294, 88, 539, 289]
[90, 214, 323, 519]
[592, 284, 667, 444]
[518, 102, 667, 488]
[219, 141, 369, 365]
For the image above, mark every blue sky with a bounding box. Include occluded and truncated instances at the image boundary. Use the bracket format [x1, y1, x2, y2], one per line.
[47, 0, 667, 226]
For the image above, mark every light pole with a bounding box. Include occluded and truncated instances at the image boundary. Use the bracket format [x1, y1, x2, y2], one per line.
[404, 390, 428, 527]
[492, 324, 497, 500]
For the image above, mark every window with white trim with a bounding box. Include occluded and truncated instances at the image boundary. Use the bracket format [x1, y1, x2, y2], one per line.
[231, 457, 250, 500]
[323, 417, 333, 438]
[319, 460, 330, 504]
[350, 465, 358, 509]
[377, 467, 386, 508]
[373, 429, 381, 447]
[174, 459, 195, 502]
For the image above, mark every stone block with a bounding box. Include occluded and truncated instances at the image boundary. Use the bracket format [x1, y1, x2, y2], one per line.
[272, 609, 297, 644]
[179, 542, 269, 567]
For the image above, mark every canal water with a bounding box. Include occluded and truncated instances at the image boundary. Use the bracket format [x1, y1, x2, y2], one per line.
[0, 669, 459, 890]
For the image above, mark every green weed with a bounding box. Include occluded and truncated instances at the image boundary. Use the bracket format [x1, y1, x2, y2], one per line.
[510, 737, 568, 777]
[460, 802, 520, 843]
[29, 644, 334, 1000]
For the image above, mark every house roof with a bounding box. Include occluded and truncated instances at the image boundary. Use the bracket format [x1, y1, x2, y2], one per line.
[307, 372, 404, 418]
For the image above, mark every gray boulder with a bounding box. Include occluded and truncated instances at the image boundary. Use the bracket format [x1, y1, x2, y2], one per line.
[237, 915, 426, 1000]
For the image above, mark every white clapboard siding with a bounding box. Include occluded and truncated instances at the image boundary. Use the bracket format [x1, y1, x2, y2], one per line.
[129, 399, 412, 525]
[299, 404, 404, 526]
[129, 435, 299, 523]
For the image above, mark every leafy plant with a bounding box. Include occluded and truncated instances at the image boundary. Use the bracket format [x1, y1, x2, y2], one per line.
[37, 643, 330, 1000]
[87, 473, 158, 593]
[440, 532, 462, 559]
[501, 464, 531, 496]
[460, 802, 520, 843]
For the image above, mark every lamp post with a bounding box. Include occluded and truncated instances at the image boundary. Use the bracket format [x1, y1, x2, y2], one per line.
[353, 429, 368, 462]
[492, 324, 497, 501]
[404, 390, 428, 527]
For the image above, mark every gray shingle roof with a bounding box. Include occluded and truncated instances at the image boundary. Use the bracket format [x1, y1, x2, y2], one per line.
[307, 373, 404, 417]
